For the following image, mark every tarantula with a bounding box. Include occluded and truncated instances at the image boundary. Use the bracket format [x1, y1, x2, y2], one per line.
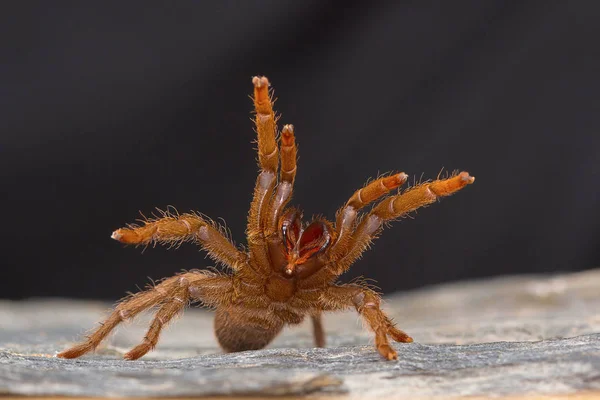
[58, 76, 474, 361]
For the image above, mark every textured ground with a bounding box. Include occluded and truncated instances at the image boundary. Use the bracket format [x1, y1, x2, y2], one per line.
[2, 269, 600, 398]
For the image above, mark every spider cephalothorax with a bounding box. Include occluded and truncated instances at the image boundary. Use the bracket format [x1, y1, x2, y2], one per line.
[58, 76, 474, 361]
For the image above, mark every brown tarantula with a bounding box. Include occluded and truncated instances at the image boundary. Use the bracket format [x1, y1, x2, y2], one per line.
[58, 76, 474, 361]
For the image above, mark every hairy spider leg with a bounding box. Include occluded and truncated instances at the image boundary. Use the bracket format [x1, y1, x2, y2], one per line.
[265, 124, 297, 237]
[311, 313, 326, 347]
[331, 171, 475, 276]
[111, 212, 245, 271]
[247, 76, 279, 274]
[260, 122, 329, 348]
[57, 272, 232, 359]
[124, 276, 191, 360]
[329, 173, 408, 261]
[321, 284, 412, 360]
[279, 124, 298, 184]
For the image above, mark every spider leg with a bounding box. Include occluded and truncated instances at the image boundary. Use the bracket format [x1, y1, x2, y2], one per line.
[247, 76, 279, 273]
[58, 271, 232, 359]
[328, 173, 408, 260]
[124, 276, 190, 360]
[330, 171, 475, 276]
[320, 284, 412, 360]
[57, 274, 184, 359]
[311, 313, 326, 347]
[383, 314, 413, 343]
[265, 124, 297, 237]
[126, 272, 233, 360]
[112, 212, 246, 271]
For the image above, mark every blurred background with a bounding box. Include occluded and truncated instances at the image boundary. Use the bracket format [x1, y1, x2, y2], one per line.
[2, 1, 599, 300]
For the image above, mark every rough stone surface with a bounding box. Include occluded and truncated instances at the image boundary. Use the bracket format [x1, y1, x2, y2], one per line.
[1, 269, 600, 398]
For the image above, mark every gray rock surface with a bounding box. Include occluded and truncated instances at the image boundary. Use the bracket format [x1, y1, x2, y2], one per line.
[2, 269, 600, 398]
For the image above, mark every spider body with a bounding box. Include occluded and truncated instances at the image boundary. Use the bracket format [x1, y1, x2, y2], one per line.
[58, 76, 474, 361]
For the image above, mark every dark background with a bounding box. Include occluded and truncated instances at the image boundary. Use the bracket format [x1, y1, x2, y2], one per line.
[2, 1, 599, 300]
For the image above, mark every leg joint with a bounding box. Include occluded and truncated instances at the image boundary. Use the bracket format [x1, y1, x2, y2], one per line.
[180, 219, 192, 233]
[118, 310, 130, 320]
[352, 290, 380, 311]
[178, 276, 189, 286]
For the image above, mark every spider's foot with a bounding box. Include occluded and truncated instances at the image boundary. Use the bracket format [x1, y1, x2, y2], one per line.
[110, 230, 123, 240]
[388, 327, 413, 343]
[459, 171, 475, 184]
[111, 228, 141, 244]
[57, 342, 93, 359]
[124, 342, 151, 360]
[384, 172, 409, 189]
[252, 75, 269, 88]
[252, 76, 271, 108]
[429, 170, 475, 197]
[281, 124, 295, 144]
[377, 344, 398, 360]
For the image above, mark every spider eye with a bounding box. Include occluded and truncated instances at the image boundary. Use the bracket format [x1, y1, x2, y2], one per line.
[279, 209, 301, 253]
[297, 221, 331, 261]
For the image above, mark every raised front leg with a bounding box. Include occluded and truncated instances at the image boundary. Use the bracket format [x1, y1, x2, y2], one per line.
[331, 171, 475, 275]
[265, 124, 297, 237]
[320, 284, 412, 360]
[111, 210, 246, 271]
[247, 76, 279, 273]
[329, 173, 408, 261]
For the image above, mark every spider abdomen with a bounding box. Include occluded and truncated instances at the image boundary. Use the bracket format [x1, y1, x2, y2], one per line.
[214, 306, 283, 352]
